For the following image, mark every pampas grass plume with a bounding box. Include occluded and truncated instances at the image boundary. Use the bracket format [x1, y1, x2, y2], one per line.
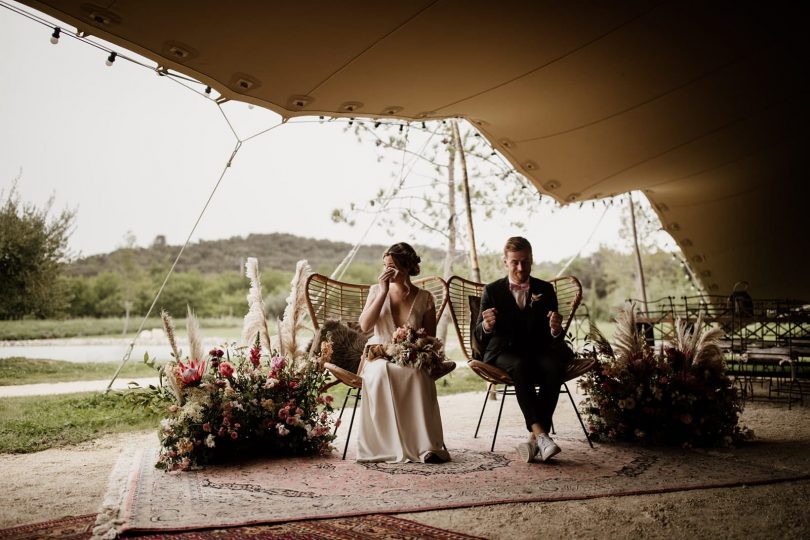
[242, 257, 273, 351]
[186, 305, 204, 362]
[161, 309, 181, 360]
[279, 259, 313, 365]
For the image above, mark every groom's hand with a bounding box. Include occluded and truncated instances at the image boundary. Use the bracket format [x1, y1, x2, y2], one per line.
[547, 311, 562, 337]
[482, 307, 498, 333]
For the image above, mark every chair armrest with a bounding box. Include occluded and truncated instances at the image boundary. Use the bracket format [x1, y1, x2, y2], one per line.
[323, 362, 363, 389]
[565, 356, 597, 381]
[468, 360, 513, 385]
[431, 361, 457, 381]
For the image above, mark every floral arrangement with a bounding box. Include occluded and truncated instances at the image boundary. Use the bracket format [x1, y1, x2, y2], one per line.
[367, 325, 447, 376]
[129, 258, 337, 471]
[579, 303, 747, 448]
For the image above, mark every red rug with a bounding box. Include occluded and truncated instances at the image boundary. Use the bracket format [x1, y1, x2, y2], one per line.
[0, 514, 482, 540]
[94, 418, 810, 537]
[0, 514, 95, 540]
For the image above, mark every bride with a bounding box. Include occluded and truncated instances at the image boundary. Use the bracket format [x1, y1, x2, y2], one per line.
[355, 242, 451, 463]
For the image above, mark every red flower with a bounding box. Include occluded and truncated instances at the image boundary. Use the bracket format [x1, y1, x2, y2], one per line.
[177, 358, 206, 386]
[230, 431, 238, 439]
[219, 362, 234, 378]
[250, 347, 261, 368]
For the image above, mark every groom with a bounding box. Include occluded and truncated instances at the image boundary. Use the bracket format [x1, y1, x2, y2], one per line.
[474, 236, 569, 462]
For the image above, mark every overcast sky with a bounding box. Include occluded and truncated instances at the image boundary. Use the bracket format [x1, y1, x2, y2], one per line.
[0, 5, 673, 268]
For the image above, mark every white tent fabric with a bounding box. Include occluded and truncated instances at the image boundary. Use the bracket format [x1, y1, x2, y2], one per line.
[15, 0, 809, 299]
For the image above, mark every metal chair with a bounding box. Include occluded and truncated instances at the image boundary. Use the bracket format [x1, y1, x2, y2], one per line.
[446, 275, 595, 451]
[304, 273, 454, 459]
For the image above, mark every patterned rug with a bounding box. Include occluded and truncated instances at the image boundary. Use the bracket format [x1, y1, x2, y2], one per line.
[0, 514, 481, 540]
[95, 420, 810, 537]
[0, 514, 96, 540]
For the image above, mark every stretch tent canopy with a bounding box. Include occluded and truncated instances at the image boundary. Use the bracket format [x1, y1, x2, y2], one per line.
[15, 0, 809, 300]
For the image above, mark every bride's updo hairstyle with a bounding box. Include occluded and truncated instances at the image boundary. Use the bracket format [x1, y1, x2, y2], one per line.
[385, 242, 421, 276]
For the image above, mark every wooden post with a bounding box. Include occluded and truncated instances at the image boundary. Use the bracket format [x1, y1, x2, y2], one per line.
[452, 119, 481, 282]
[628, 192, 649, 315]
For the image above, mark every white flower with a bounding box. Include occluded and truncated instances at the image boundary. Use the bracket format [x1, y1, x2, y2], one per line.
[179, 402, 204, 423]
[160, 418, 175, 432]
[205, 434, 216, 448]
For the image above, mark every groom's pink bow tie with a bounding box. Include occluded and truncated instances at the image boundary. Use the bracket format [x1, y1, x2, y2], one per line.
[509, 282, 529, 292]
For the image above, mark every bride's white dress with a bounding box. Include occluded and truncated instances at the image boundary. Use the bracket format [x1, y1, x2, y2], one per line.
[356, 284, 451, 463]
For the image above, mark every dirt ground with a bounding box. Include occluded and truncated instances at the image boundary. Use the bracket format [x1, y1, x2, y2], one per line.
[1, 392, 809, 539]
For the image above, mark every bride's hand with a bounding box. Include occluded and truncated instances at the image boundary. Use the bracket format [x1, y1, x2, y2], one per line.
[377, 267, 396, 290]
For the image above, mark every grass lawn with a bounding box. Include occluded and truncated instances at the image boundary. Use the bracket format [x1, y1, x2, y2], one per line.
[0, 358, 161, 386]
[0, 392, 159, 453]
[0, 364, 487, 454]
[0, 316, 243, 341]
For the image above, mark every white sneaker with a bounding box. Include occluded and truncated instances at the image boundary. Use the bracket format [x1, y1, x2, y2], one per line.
[537, 434, 561, 462]
[515, 436, 539, 463]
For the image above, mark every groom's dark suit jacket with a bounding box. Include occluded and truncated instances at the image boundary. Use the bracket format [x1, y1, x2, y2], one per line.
[473, 276, 566, 364]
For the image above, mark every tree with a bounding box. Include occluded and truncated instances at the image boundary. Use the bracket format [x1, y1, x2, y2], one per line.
[0, 179, 76, 319]
[331, 119, 538, 278]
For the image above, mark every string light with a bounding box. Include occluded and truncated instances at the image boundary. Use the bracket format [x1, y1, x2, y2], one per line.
[50, 26, 60, 44]
[105, 51, 116, 66]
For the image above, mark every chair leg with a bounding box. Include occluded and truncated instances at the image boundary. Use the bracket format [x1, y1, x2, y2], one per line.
[491, 385, 508, 452]
[334, 388, 352, 436]
[564, 382, 594, 448]
[341, 388, 361, 460]
[474, 383, 493, 438]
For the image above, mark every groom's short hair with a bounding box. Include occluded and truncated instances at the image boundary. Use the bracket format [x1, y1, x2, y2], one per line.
[503, 236, 532, 256]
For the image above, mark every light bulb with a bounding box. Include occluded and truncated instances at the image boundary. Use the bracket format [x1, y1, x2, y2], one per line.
[50, 27, 60, 44]
[105, 52, 117, 66]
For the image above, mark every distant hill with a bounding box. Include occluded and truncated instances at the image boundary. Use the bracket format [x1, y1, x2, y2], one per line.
[67, 233, 446, 276]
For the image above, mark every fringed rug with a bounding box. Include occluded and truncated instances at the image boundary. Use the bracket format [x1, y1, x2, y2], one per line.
[94, 420, 810, 538]
[1, 514, 481, 540]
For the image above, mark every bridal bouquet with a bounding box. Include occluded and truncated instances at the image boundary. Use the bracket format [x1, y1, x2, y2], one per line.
[381, 325, 447, 376]
[579, 303, 746, 448]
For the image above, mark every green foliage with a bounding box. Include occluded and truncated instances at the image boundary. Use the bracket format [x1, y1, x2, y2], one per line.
[0, 181, 76, 319]
[0, 392, 159, 453]
[67, 233, 444, 278]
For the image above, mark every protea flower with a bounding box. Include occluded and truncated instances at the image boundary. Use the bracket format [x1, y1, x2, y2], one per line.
[177, 358, 206, 386]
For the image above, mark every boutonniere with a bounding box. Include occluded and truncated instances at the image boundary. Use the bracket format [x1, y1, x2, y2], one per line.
[529, 293, 542, 307]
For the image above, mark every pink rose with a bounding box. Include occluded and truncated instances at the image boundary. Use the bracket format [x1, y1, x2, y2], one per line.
[230, 431, 238, 439]
[202, 423, 211, 432]
[219, 362, 234, 378]
[271, 356, 286, 370]
[325, 395, 334, 404]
